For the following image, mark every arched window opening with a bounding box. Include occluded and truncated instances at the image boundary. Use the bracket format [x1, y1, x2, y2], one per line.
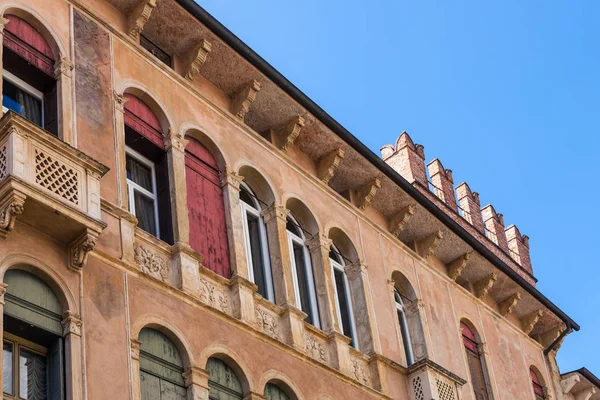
[286, 214, 320, 328]
[185, 136, 230, 278]
[461, 321, 491, 400]
[240, 183, 274, 301]
[394, 288, 415, 366]
[138, 328, 186, 400]
[2, 14, 58, 135]
[329, 245, 357, 348]
[207, 357, 243, 400]
[264, 383, 290, 400]
[530, 368, 545, 400]
[2, 269, 65, 399]
[124, 93, 173, 244]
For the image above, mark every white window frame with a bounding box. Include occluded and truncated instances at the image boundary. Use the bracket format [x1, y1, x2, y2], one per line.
[329, 246, 358, 349]
[394, 289, 415, 366]
[2, 70, 44, 123]
[125, 146, 160, 238]
[286, 215, 320, 329]
[240, 183, 275, 302]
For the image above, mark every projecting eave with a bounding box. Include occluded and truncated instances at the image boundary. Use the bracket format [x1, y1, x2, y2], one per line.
[561, 368, 600, 399]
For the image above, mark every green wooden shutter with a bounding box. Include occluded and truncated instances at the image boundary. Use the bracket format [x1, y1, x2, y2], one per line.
[264, 383, 290, 400]
[48, 337, 65, 400]
[3, 269, 62, 335]
[207, 358, 243, 400]
[139, 328, 186, 400]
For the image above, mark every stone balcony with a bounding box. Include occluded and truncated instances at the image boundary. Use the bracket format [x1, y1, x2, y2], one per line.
[0, 112, 109, 270]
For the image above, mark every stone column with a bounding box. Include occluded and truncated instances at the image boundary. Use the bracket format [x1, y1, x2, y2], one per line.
[0, 283, 7, 393]
[165, 130, 190, 244]
[61, 312, 83, 400]
[113, 92, 129, 210]
[183, 366, 210, 400]
[406, 300, 430, 362]
[0, 18, 8, 113]
[220, 168, 249, 279]
[130, 338, 143, 400]
[54, 57, 74, 145]
[306, 234, 339, 334]
[345, 260, 379, 354]
[260, 205, 295, 306]
[228, 274, 258, 325]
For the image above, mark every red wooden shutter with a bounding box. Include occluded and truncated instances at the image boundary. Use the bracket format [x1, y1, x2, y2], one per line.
[124, 94, 164, 148]
[461, 322, 489, 400]
[185, 138, 231, 278]
[3, 15, 55, 76]
[531, 369, 545, 399]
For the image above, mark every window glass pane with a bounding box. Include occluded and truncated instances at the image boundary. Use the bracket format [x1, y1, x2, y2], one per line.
[3, 79, 42, 126]
[19, 348, 47, 400]
[240, 187, 255, 207]
[134, 190, 157, 236]
[334, 269, 353, 344]
[3, 342, 13, 395]
[126, 155, 153, 192]
[247, 214, 267, 297]
[286, 218, 301, 236]
[293, 243, 314, 324]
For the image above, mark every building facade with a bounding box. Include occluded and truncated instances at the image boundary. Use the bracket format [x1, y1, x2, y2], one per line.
[0, 0, 595, 399]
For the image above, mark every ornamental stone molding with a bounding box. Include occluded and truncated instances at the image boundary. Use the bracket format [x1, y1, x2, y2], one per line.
[113, 91, 128, 112]
[127, 0, 157, 41]
[61, 312, 83, 337]
[317, 148, 345, 184]
[446, 252, 472, 282]
[416, 231, 443, 258]
[521, 310, 543, 335]
[305, 333, 327, 362]
[164, 129, 188, 153]
[69, 231, 99, 272]
[0, 193, 26, 239]
[199, 278, 229, 314]
[133, 243, 170, 282]
[255, 307, 280, 340]
[219, 167, 244, 191]
[273, 115, 305, 151]
[231, 80, 261, 121]
[498, 292, 521, 317]
[389, 204, 416, 237]
[351, 357, 369, 386]
[356, 178, 381, 210]
[261, 204, 290, 224]
[473, 272, 497, 299]
[54, 57, 73, 79]
[183, 39, 212, 80]
[130, 338, 142, 360]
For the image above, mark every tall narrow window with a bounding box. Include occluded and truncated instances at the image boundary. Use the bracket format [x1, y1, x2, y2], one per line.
[207, 358, 243, 400]
[461, 322, 490, 400]
[240, 184, 274, 301]
[2, 15, 58, 134]
[286, 215, 320, 328]
[124, 93, 173, 244]
[394, 288, 415, 366]
[329, 246, 357, 348]
[530, 368, 545, 400]
[138, 328, 186, 400]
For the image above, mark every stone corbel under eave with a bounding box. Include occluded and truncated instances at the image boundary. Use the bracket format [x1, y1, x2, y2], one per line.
[561, 374, 581, 394]
[0, 190, 26, 239]
[538, 325, 564, 348]
[389, 204, 416, 237]
[317, 148, 345, 184]
[446, 252, 472, 281]
[231, 79, 261, 121]
[416, 230, 443, 258]
[68, 229, 100, 272]
[272, 115, 305, 151]
[355, 178, 381, 210]
[574, 387, 597, 400]
[498, 292, 521, 317]
[473, 272, 497, 299]
[183, 39, 212, 81]
[127, 0, 158, 41]
[520, 310, 543, 335]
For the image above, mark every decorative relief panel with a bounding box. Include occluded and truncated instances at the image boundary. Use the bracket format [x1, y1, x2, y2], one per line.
[255, 306, 280, 340]
[304, 333, 327, 362]
[412, 377, 424, 400]
[199, 278, 229, 314]
[35, 148, 80, 206]
[350, 356, 370, 386]
[134, 243, 169, 282]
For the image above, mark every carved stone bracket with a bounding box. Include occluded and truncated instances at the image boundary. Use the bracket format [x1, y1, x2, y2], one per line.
[231, 80, 261, 121]
[521, 310, 543, 335]
[219, 167, 244, 191]
[498, 292, 521, 317]
[447, 252, 472, 281]
[127, 0, 157, 41]
[273, 115, 305, 151]
[389, 204, 416, 237]
[130, 338, 142, 360]
[417, 231, 443, 258]
[561, 374, 581, 394]
[473, 272, 497, 299]
[317, 148, 345, 184]
[539, 325, 563, 348]
[68, 230, 99, 272]
[356, 178, 381, 210]
[114, 91, 128, 112]
[183, 39, 212, 80]
[54, 57, 73, 79]
[61, 311, 83, 337]
[574, 388, 597, 400]
[133, 243, 170, 282]
[0, 192, 26, 239]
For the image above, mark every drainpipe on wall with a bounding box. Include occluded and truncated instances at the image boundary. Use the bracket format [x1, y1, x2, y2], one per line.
[544, 322, 572, 356]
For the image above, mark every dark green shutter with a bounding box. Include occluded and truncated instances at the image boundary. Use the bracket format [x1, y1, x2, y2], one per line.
[207, 358, 243, 400]
[48, 338, 65, 400]
[264, 383, 290, 400]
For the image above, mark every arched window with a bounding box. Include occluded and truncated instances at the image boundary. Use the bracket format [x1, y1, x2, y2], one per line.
[461, 322, 491, 400]
[138, 328, 186, 400]
[207, 357, 243, 400]
[240, 183, 273, 301]
[329, 245, 357, 348]
[264, 383, 290, 400]
[3, 269, 64, 399]
[124, 93, 172, 243]
[185, 136, 230, 278]
[2, 14, 58, 134]
[530, 368, 545, 400]
[286, 214, 320, 328]
[394, 288, 415, 366]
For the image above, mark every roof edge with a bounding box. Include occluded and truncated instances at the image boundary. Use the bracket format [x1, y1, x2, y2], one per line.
[562, 368, 600, 389]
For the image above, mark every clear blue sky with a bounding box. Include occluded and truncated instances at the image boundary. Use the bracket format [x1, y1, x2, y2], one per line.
[198, 0, 599, 373]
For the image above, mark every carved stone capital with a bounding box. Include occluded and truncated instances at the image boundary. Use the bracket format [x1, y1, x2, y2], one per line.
[0, 17, 10, 34]
[261, 205, 289, 224]
[345, 260, 367, 281]
[447, 252, 472, 281]
[127, 0, 157, 41]
[273, 115, 305, 151]
[356, 178, 381, 210]
[183, 366, 208, 388]
[131, 338, 142, 360]
[61, 311, 83, 337]
[0, 193, 26, 239]
[164, 129, 188, 152]
[416, 230, 443, 258]
[0, 282, 8, 305]
[498, 292, 521, 317]
[114, 91, 128, 112]
[389, 204, 416, 237]
[520, 310, 543, 335]
[68, 230, 99, 272]
[473, 272, 497, 299]
[183, 39, 212, 80]
[306, 234, 333, 252]
[231, 80, 261, 121]
[219, 168, 244, 191]
[54, 57, 73, 79]
[317, 148, 345, 184]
